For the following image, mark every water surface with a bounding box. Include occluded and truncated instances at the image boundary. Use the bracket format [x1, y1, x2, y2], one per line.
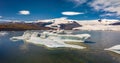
[0, 31, 120, 63]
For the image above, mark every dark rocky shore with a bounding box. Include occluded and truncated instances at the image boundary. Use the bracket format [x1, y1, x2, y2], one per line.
[0, 22, 53, 31]
[0, 21, 81, 31]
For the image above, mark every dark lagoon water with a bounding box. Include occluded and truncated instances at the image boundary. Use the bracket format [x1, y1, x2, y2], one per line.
[0, 30, 120, 63]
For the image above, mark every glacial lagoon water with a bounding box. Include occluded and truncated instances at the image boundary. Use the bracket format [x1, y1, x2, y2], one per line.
[0, 30, 120, 63]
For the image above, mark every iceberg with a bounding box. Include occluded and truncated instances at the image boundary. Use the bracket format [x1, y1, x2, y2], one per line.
[104, 45, 120, 54]
[0, 31, 8, 36]
[42, 31, 91, 42]
[10, 31, 90, 49]
[26, 36, 85, 49]
[10, 31, 32, 41]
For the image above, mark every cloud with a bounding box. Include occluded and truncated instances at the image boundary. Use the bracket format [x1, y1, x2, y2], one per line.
[89, 0, 120, 16]
[19, 10, 30, 15]
[67, 0, 87, 7]
[0, 16, 2, 18]
[62, 11, 84, 16]
[100, 13, 116, 17]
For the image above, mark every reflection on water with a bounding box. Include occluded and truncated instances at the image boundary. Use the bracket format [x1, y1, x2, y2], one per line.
[0, 31, 120, 63]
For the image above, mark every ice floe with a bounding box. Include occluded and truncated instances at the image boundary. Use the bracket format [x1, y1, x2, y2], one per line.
[105, 45, 120, 54]
[10, 31, 90, 49]
[0, 31, 8, 36]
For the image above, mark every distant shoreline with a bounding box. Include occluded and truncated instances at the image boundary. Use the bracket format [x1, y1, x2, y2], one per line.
[0, 23, 53, 31]
[0, 18, 120, 31]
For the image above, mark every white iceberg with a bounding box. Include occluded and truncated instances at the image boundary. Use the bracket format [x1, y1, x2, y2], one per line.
[26, 36, 85, 49]
[10, 31, 32, 41]
[0, 31, 8, 36]
[42, 31, 91, 42]
[26, 32, 87, 49]
[10, 31, 90, 49]
[104, 45, 120, 54]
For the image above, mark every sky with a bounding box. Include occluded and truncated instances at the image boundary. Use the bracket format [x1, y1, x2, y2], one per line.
[0, 0, 120, 21]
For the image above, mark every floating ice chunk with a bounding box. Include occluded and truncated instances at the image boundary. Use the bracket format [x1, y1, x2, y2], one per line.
[0, 31, 8, 36]
[10, 31, 32, 41]
[10, 31, 88, 49]
[104, 45, 120, 54]
[26, 37, 86, 49]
